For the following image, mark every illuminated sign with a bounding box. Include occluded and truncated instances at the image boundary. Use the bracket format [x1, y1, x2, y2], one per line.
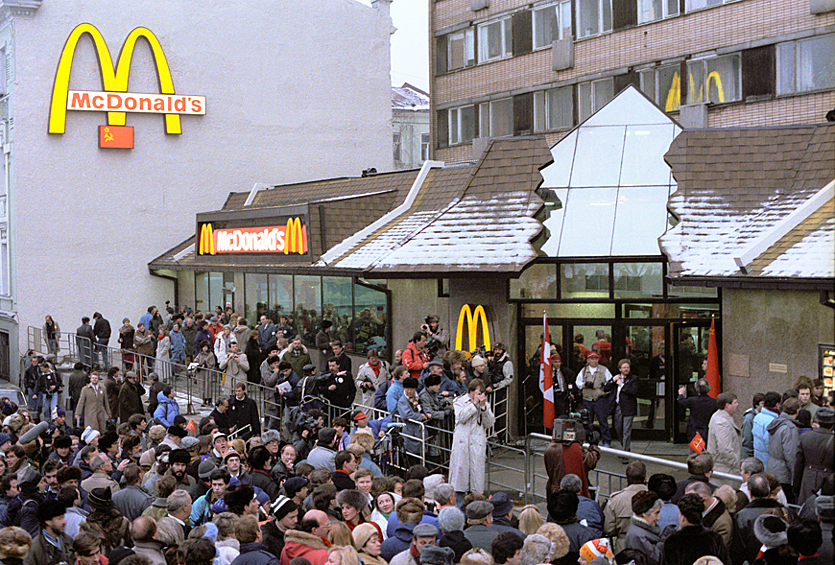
[455, 304, 491, 352]
[198, 218, 308, 256]
[49, 23, 205, 147]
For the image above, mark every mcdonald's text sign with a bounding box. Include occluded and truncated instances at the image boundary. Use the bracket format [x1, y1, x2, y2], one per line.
[49, 23, 206, 146]
[198, 219, 308, 256]
[455, 304, 491, 352]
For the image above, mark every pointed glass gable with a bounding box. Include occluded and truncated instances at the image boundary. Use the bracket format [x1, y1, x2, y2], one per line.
[537, 86, 682, 257]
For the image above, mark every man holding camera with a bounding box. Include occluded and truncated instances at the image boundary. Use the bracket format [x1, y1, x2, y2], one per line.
[421, 315, 448, 358]
[575, 352, 613, 446]
[403, 332, 429, 381]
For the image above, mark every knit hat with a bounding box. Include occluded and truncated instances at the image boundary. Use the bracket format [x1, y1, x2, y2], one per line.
[169, 448, 190, 464]
[465, 501, 493, 522]
[283, 477, 309, 498]
[149, 425, 166, 441]
[352, 523, 379, 551]
[470, 355, 486, 368]
[198, 458, 217, 480]
[173, 415, 187, 427]
[181, 436, 200, 451]
[270, 495, 298, 520]
[579, 539, 613, 562]
[0, 433, 10, 446]
[261, 430, 280, 445]
[223, 450, 241, 463]
[88, 487, 113, 510]
[490, 492, 513, 517]
[754, 514, 788, 548]
[437, 506, 465, 533]
[81, 427, 100, 444]
[139, 450, 156, 467]
[413, 523, 440, 538]
[318, 427, 337, 446]
[423, 474, 445, 502]
[336, 489, 368, 511]
[420, 545, 455, 565]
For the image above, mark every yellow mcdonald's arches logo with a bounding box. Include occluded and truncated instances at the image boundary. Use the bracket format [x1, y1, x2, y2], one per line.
[199, 223, 215, 255]
[285, 217, 308, 255]
[665, 71, 681, 112]
[49, 23, 201, 135]
[455, 304, 491, 352]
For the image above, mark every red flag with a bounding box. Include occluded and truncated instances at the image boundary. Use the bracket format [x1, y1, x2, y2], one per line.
[689, 431, 705, 453]
[539, 313, 554, 430]
[99, 125, 134, 149]
[705, 318, 721, 399]
[187, 419, 197, 435]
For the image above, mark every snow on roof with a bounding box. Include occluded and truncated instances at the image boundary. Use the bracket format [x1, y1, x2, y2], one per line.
[391, 83, 430, 111]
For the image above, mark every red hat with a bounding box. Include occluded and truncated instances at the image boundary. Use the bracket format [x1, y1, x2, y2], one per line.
[352, 412, 367, 421]
[586, 352, 599, 359]
[550, 352, 561, 360]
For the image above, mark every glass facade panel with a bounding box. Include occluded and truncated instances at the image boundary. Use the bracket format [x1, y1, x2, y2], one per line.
[666, 284, 719, 298]
[293, 275, 321, 342]
[687, 60, 705, 104]
[353, 283, 388, 356]
[776, 43, 795, 95]
[620, 125, 676, 186]
[560, 263, 609, 299]
[195, 272, 209, 313]
[323, 276, 353, 345]
[613, 263, 664, 298]
[524, 302, 616, 318]
[625, 302, 719, 318]
[245, 273, 269, 322]
[570, 127, 624, 187]
[559, 188, 617, 256]
[706, 54, 741, 103]
[510, 263, 558, 299]
[268, 275, 293, 319]
[208, 272, 224, 313]
[798, 35, 835, 92]
[658, 65, 681, 111]
[611, 186, 671, 255]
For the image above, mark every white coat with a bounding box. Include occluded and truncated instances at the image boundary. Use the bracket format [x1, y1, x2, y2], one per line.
[707, 408, 741, 475]
[448, 393, 494, 493]
[356, 360, 391, 407]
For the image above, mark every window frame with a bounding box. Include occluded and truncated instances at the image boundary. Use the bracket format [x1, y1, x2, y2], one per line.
[686, 53, 742, 105]
[477, 14, 513, 63]
[578, 77, 615, 121]
[420, 133, 430, 163]
[532, 0, 573, 50]
[685, 0, 739, 13]
[479, 98, 514, 138]
[576, 0, 613, 39]
[393, 131, 402, 163]
[448, 104, 476, 146]
[533, 85, 574, 132]
[446, 27, 475, 72]
[637, 0, 679, 25]
[776, 34, 835, 96]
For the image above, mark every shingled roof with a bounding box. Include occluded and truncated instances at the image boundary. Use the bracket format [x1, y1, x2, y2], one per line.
[660, 123, 835, 289]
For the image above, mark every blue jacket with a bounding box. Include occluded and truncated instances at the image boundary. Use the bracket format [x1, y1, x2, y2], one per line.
[386, 380, 404, 415]
[231, 542, 281, 565]
[154, 390, 179, 426]
[439, 375, 466, 397]
[753, 407, 779, 466]
[381, 522, 415, 562]
[386, 509, 439, 539]
[170, 330, 186, 363]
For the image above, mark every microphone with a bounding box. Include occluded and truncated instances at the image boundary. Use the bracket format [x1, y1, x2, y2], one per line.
[386, 422, 405, 429]
[19, 421, 49, 444]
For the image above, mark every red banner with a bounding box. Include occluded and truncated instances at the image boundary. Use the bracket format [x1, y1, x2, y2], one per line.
[689, 431, 705, 453]
[705, 318, 721, 398]
[540, 313, 554, 430]
[99, 125, 134, 149]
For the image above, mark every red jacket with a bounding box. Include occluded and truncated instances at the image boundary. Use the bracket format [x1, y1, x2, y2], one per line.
[402, 342, 427, 380]
[280, 530, 331, 565]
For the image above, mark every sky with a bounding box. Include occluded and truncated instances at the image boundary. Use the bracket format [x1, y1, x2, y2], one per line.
[358, 0, 429, 92]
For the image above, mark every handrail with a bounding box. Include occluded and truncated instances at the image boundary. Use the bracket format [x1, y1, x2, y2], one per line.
[527, 432, 744, 484]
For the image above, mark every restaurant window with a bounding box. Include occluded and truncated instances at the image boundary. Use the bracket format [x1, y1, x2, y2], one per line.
[194, 271, 228, 315]
[777, 34, 835, 95]
[638, 0, 679, 24]
[613, 263, 664, 298]
[244, 273, 269, 323]
[449, 105, 476, 145]
[323, 276, 353, 347]
[687, 54, 741, 105]
[510, 263, 558, 299]
[576, 0, 612, 38]
[561, 263, 609, 299]
[293, 275, 321, 341]
[479, 98, 513, 137]
[578, 77, 614, 121]
[534, 86, 573, 132]
[353, 281, 388, 356]
[478, 15, 513, 63]
[533, 1, 572, 48]
[448, 28, 475, 71]
[269, 274, 293, 320]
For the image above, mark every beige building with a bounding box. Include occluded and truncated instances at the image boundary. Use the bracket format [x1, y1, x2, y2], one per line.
[392, 83, 430, 170]
[429, 0, 835, 162]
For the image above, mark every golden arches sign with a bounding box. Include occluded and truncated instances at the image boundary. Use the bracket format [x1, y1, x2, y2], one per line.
[199, 223, 215, 255]
[664, 70, 727, 112]
[49, 23, 189, 135]
[455, 304, 491, 352]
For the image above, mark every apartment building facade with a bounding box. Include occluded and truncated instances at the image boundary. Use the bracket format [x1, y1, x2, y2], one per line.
[430, 0, 835, 162]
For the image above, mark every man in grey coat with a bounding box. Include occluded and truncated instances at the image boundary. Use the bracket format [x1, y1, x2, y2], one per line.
[766, 397, 801, 504]
[113, 463, 153, 520]
[463, 501, 499, 552]
[131, 516, 168, 565]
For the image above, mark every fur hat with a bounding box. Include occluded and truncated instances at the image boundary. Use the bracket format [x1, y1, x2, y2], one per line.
[352, 523, 379, 550]
[167, 426, 187, 438]
[37, 499, 65, 525]
[424, 373, 442, 387]
[149, 425, 166, 441]
[420, 545, 455, 565]
[754, 514, 788, 548]
[349, 432, 374, 452]
[0, 526, 33, 559]
[536, 524, 570, 560]
[336, 489, 368, 511]
[403, 377, 419, 389]
[261, 430, 280, 445]
[169, 448, 190, 464]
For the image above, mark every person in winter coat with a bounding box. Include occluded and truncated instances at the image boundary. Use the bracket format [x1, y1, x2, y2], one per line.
[118, 318, 136, 372]
[677, 379, 717, 443]
[229, 382, 260, 440]
[603, 461, 648, 554]
[707, 392, 742, 479]
[133, 322, 155, 378]
[449, 379, 495, 497]
[220, 341, 250, 389]
[232, 515, 281, 565]
[281, 337, 312, 379]
[612, 359, 639, 455]
[793, 406, 835, 505]
[22, 500, 73, 565]
[154, 387, 180, 427]
[170, 322, 187, 366]
[753, 392, 782, 467]
[741, 393, 765, 459]
[397, 378, 430, 467]
[75, 373, 110, 432]
[660, 493, 728, 565]
[766, 397, 801, 503]
[280, 509, 331, 565]
[155, 326, 172, 381]
[195, 341, 217, 405]
[43, 315, 61, 358]
[624, 491, 670, 565]
[118, 371, 145, 424]
[8, 468, 44, 538]
[357, 350, 390, 408]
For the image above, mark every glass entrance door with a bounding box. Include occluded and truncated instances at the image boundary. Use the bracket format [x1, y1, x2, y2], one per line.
[624, 324, 668, 440]
[672, 321, 714, 443]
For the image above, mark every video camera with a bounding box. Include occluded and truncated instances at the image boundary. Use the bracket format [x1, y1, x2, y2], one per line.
[552, 418, 586, 444]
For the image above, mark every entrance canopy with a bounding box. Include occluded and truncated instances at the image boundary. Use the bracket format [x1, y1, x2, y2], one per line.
[538, 86, 682, 257]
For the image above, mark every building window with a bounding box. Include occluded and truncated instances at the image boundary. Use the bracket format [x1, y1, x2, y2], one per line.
[479, 98, 513, 137]
[449, 105, 476, 145]
[576, 0, 612, 38]
[533, 1, 573, 48]
[578, 78, 614, 121]
[420, 133, 430, 162]
[534, 86, 574, 131]
[638, 0, 679, 24]
[686, 0, 737, 11]
[687, 54, 741, 105]
[448, 28, 475, 71]
[640, 64, 682, 112]
[478, 15, 512, 63]
[0, 229, 8, 297]
[393, 132, 402, 163]
[777, 34, 835, 95]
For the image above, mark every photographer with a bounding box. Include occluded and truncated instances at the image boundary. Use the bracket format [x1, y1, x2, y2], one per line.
[39, 362, 62, 424]
[421, 315, 448, 359]
[575, 351, 614, 446]
[403, 332, 429, 381]
[544, 416, 600, 497]
[357, 349, 390, 408]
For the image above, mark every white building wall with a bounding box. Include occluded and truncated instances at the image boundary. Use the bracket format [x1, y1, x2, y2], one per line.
[6, 0, 393, 368]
